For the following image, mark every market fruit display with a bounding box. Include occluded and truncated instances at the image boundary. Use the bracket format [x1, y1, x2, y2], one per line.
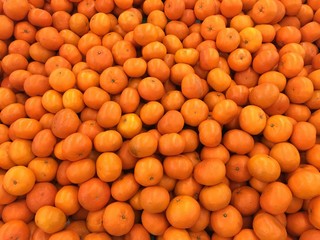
[0, 0, 320, 239]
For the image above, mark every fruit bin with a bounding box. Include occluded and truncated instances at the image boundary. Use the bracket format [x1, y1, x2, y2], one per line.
[0, 0, 320, 239]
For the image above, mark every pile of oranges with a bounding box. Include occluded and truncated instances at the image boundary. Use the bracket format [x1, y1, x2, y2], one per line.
[0, 0, 320, 239]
